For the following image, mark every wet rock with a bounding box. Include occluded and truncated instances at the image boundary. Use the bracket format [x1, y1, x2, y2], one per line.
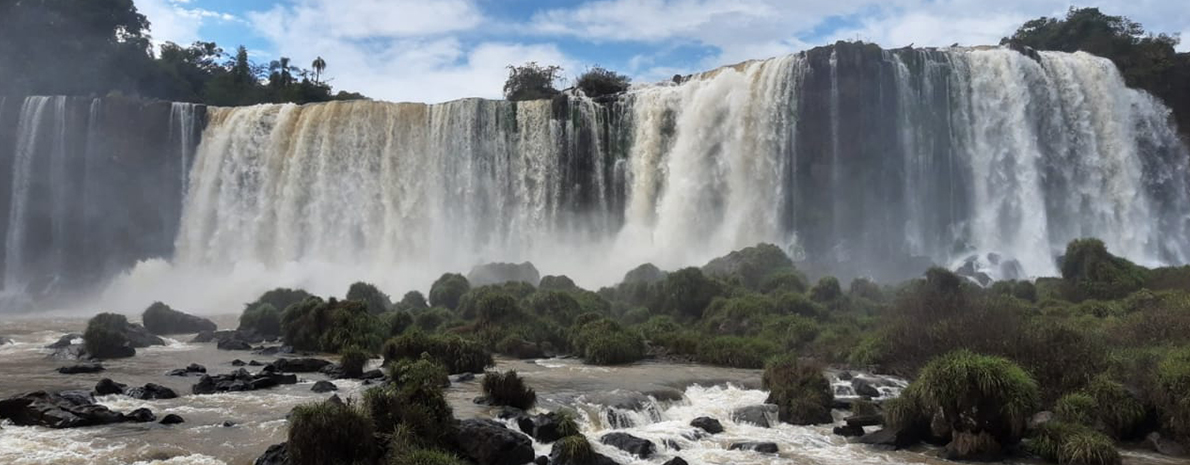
[455, 419, 535, 465]
[192, 369, 297, 395]
[663, 438, 682, 451]
[160, 414, 185, 425]
[846, 414, 883, 427]
[254, 443, 289, 465]
[267, 357, 332, 373]
[230, 359, 246, 366]
[690, 416, 723, 434]
[517, 412, 569, 443]
[222, 421, 237, 427]
[0, 336, 12, 345]
[644, 387, 685, 402]
[834, 425, 865, 437]
[360, 369, 384, 380]
[142, 302, 217, 335]
[600, 432, 655, 458]
[217, 339, 252, 351]
[0, 390, 130, 428]
[46, 333, 82, 349]
[467, 261, 540, 286]
[549, 440, 620, 465]
[858, 426, 921, 449]
[731, 405, 776, 428]
[118, 323, 166, 349]
[94, 378, 127, 395]
[662, 458, 689, 465]
[851, 378, 881, 398]
[1028, 411, 1053, 432]
[729, 442, 779, 454]
[942, 432, 1004, 461]
[196, 329, 266, 346]
[248, 360, 263, 366]
[125, 407, 156, 423]
[534, 456, 548, 465]
[57, 363, 104, 374]
[837, 371, 853, 381]
[48, 343, 91, 360]
[190, 330, 218, 343]
[126, 383, 178, 400]
[1146, 432, 1189, 457]
[254, 345, 294, 356]
[311, 381, 337, 393]
[166, 363, 207, 376]
[454, 372, 476, 382]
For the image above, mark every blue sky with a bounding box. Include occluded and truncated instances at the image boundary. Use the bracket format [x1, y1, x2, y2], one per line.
[137, 0, 1190, 103]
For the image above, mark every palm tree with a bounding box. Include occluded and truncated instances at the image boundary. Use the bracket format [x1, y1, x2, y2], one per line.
[312, 56, 327, 84]
[269, 57, 295, 87]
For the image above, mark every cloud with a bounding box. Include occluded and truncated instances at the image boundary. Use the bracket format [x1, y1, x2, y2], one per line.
[248, 0, 483, 40]
[138, 0, 240, 48]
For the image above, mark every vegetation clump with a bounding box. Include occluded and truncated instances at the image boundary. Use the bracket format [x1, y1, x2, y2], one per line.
[282, 297, 385, 353]
[429, 274, 470, 310]
[570, 317, 645, 365]
[481, 370, 536, 409]
[347, 282, 392, 314]
[504, 62, 563, 101]
[576, 66, 631, 98]
[762, 355, 832, 425]
[287, 398, 377, 465]
[381, 332, 493, 374]
[239, 303, 282, 338]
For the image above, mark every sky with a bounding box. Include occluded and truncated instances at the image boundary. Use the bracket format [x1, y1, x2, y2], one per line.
[136, 0, 1190, 104]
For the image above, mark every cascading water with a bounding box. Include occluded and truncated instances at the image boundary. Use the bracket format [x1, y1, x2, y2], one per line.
[2, 44, 1188, 311]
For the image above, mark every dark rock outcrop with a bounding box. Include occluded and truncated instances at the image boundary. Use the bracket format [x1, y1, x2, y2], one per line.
[57, 363, 104, 374]
[455, 419, 535, 465]
[834, 424, 865, 437]
[851, 378, 881, 398]
[690, 417, 724, 434]
[600, 432, 655, 458]
[846, 414, 883, 428]
[126, 383, 178, 400]
[548, 440, 620, 465]
[467, 261, 541, 286]
[125, 407, 156, 422]
[662, 458, 689, 465]
[311, 380, 337, 393]
[160, 413, 185, 425]
[858, 426, 921, 449]
[142, 302, 217, 335]
[0, 390, 135, 428]
[217, 339, 253, 351]
[167, 363, 207, 376]
[731, 405, 776, 428]
[46, 333, 82, 349]
[254, 442, 289, 465]
[192, 368, 298, 395]
[94, 378, 127, 395]
[267, 357, 332, 373]
[1146, 432, 1188, 457]
[517, 412, 568, 443]
[729, 442, 779, 454]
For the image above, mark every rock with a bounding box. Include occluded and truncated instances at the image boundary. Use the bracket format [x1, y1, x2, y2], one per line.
[222, 421, 237, 427]
[600, 432, 655, 458]
[534, 456, 548, 465]
[191, 331, 217, 343]
[663, 439, 682, 451]
[267, 357, 332, 373]
[467, 262, 541, 286]
[454, 372, 476, 382]
[548, 440, 619, 465]
[192, 369, 297, 395]
[851, 378, 881, 398]
[217, 339, 252, 351]
[160, 414, 185, 425]
[845, 414, 883, 428]
[1028, 411, 1053, 432]
[834, 425, 865, 437]
[167, 363, 207, 376]
[254, 443, 289, 465]
[497, 337, 545, 359]
[0, 390, 131, 428]
[57, 363, 104, 374]
[94, 379, 127, 396]
[118, 323, 166, 349]
[728, 442, 779, 454]
[46, 333, 82, 349]
[0, 336, 12, 345]
[837, 371, 853, 381]
[517, 412, 568, 443]
[690, 417, 724, 434]
[1146, 432, 1189, 457]
[455, 419, 535, 465]
[230, 359, 246, 366]
[48, 343, 91, 360]
[142, 302, 217, 335]
[311, 381, 337, 393]
[858, 426, 921, 449]
[254, 345, 293, 356]
[248, 360, 263, 366]
[360, 369, 384, 380]
[125, 407, 156, 422]
[126, 383, 178, 400]
[942, 432, 1004, 461]
[662, 458, 689, 465]
[731, 405, 776, 428]
[197, 329, 266, 346]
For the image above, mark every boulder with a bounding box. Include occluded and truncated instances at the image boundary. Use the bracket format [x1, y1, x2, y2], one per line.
[942, 431, 1004, 462]
[126, 383, 178, 400]
[267, 357, 332, 373]
[548, 440, 620, 465]
[120, 323, 166, 348]
[728, 442, 779, 454]
[517, 412, 568, 443]
[46, 333, 82, 349]
[690, 417, 724, 434]
[0, 390, 131, 428]
[254, 345, 294, 356]
[845, 414, 883, 428]
[311, 381, 338, 393]
[454, 372, 476, 382]
[0, 335, 12, 345]
[160, 414, 185, 425]
[1146, 432, 1189, 458]
[230, 359, 246, 366]
[851, 378, 881, 398]
[142, 302, 217, 335]
[858, 426, 921, 449]
[196, 329, 266, 345]
[254, 443, 289, 465]
[600, 432, 655, 458]
[1028, 411, 1053, 433]
[167, 363, 207, 376]
[217, 339, 252, 351]
[834, 425, 865, 437]
[467, 262, 541, 286]
[731, 405, 776, 428]
[125, 407, 156, 423]
[192, 369, 297, 395]
[57, 363, 104, 374]
[662, 458, 689, 465]
[94, 379, 127, 396]
[455, 419, 535, 465]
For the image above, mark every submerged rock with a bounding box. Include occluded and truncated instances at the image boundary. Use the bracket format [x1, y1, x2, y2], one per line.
[310, 380, 337, 393]
[160, 413, 185, 425]
[662, 458, 689, 465]
[125, 407, 156, 423]
[46, 333, 82, 349]
[126, 383, 178, 400]
[517, 411, 568, 443]
[600, 432, 655, 458]
[729, 442, 779, 454]
[57, 363, 104, 374]
[549, 440, 620, 465]
[254, 443, 289, 465]
[456, 419, 535, 465]
[217, 339, 252, 351]
[834, 424, 865, 437]
[267, 357, 332, 373]
[0, 390, 134, 428]
[142, 302, 217, 335]
[690, 416, 723, 434]
[851, 378, 881, 398]
[192, 369, 298, 395]
[94, 378, 127, 396]
[858, 426, 921, 449]
[166, 363, 207, 376]
[731, 405, 776, 428]
[846, 414, 883, 427]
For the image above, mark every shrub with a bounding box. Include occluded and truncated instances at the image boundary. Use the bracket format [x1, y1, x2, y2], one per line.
[702, 243, 795, 290]
[551, 435, 595, 463]
[283, 299, 386, 353]
[1029, 422, 1121, 465]
[397, 291, 429, 312]
[1055, 392, 1097, 425]
[288, 399, 377, 465]
[504, 62, 563, 101]
[576, 66, 630, 98]
[381, 332, 493, 374]
[84, 313, 133, 359]
[247, 287, 311, 313]
[413, 308, 455, 333]
[367, 357, 456, 448]
[772, 291, 824, 318]
[539, 275, 578, 291]
[760, 315, 820, 351]
[1060, 238, 1145, 301]
[457, 287, 521, 324]
[701, 295, 775, 336]
[622, 263, 666, 285]
[142, 302, 216, 335]
[429, 273, 470, 310]
[899, 350, 1039, 448]
[339, 346, 370, 378]
[762, 355, 832, 425]
[583, 331, 646, 365]
[381, 310, 414, 337]
[239, 303, 281, 338]
[1157, 347, 1190, 443]
[695, 336, 776, 369]
[653, 267, 723, 320]
[482, 370, 536, 409]
[810, 277, 843, 303]
[389, 447, 465, 465]
[1074, 299, 1125, 318]
[849, 278, 884, 301]
[524, 290, 582, 326]
[347, 281, 392, 314]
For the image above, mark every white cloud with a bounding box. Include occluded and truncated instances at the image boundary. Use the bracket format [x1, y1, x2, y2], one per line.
[248, 0, 483, 40]
[138, 0, 240, 48]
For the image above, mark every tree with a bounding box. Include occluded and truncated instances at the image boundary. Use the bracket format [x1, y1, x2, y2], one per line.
[504, 62, 564, 101]
[269, 56, 298, 88]
[575, 66, 631, 98]
[312, 56, 327, 84]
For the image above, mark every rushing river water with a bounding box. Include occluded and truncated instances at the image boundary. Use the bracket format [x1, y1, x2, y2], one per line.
[0, 316, 1182, 465]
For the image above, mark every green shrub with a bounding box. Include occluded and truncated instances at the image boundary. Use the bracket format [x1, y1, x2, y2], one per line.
[366, 357, 455, 447]
[701, 294, 775, 336]
[83, 313, 133, 359]
[239, 303, 282, 338]
[759, 270, 809, 294]
[389, 447, 465, 465]
[247, 287, 311, 313]
[524, 290, 582, 325]
[381, 310, 413, 337]
[1029, 422, 1121, 465]
[701, 243, 795, 290]
[482, 370, 536, 409]
[653, 267, 723, 319]
[571, 317, 645, 365]
[551, 435, 595, 463]
[456, 287, 521, 324]
[762, 355, 832, 425]
[772, 291, 824, 318]
[810, 277, 843, 303]
[381, 332, 493, 374]
[1074, 300, 1125, 318]
[849, 278, 884, 301]
[413, 308, 455, 333]
[346, 281, 392, 314]
[1157, 347, 1190, 443]
[1081, 376, 1145, 439]
[539, 275, 578, 291]
[848, 333, 888, 367]
[504, 62, 562, 101]
[760, 315, 820, 351]
[316, 300, 385, 353]
[1055, 392, 1097, 425]
[576, 66, 630, 98]
[429, 273, 470, 310]
[397, 291, 429, 311]
[694, 336, 775, 369]
[1061, 238, 1145, 301]
[288, 399, 377, 465]
[339, 346, 370, 378]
